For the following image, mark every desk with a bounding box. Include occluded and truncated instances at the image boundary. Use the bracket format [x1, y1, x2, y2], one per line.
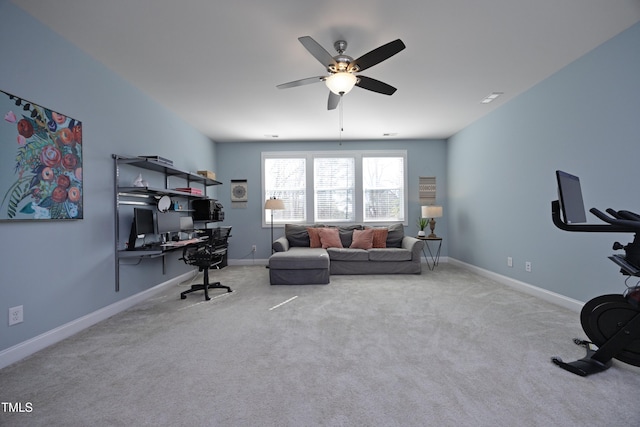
[118, 237, 209, 273]
[119, 237, 206, 257]
[417, 236, 442, 270]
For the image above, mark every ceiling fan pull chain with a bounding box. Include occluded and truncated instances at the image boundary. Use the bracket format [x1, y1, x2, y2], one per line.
[338, 96, 344, 144]
[340, 96, 344, 132]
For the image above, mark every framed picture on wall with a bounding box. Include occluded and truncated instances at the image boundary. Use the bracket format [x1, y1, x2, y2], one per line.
[230, 179, 248, 208]
[0, 90, 83, 220]
[231, 180, 248, 202]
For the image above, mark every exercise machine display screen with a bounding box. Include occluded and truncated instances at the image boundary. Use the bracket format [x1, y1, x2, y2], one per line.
[556, 170, 587, 224]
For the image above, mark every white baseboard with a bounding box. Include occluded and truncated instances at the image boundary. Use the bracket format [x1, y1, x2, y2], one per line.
[422, 256, 448, 264]
[0, 272, 193, 370]
[448, 258, 584, 313]
[230, 258, 448, 266]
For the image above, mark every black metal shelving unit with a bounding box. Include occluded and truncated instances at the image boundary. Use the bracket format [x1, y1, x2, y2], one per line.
[113, 154, 222, 291]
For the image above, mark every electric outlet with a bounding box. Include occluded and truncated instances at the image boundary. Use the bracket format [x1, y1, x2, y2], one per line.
[251, 245, 257, 252]
[525, 261, 532, 272]
[9, 305, 23, 326]
[507, 257, 513, 267]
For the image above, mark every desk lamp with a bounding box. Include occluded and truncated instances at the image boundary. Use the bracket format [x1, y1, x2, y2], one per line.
[265, 197, 285, 253]
[421, 205, 443, 238]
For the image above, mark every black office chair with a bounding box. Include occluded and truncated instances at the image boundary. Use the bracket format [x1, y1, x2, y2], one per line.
[180, 238, 232, 301]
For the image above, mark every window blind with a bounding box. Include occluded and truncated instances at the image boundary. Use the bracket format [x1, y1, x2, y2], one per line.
[363, 157, 405, 222]
[264, 157, 306, 222]
[314, 157, 355, 221]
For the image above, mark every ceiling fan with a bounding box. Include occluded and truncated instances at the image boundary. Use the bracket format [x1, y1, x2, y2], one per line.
[277, 36, 406, 110]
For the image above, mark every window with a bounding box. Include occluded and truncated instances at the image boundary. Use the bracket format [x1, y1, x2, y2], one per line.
[264, 157, 306, 223]
[262, 151, 406, 225]
[363, 156, 404, 222]
[314, 157, 355, 222]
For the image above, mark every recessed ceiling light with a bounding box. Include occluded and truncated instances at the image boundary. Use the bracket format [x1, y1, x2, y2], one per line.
[481, 92, 503, 104]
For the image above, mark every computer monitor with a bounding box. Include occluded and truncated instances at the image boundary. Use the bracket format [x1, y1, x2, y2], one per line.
[157, 211, 182, 234]
[556, 170, 587, 224]
[127, 208, 155, 250]
[180, 216, 194, 231]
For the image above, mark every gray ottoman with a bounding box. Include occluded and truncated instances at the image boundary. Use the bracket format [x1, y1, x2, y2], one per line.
[269, 248, 330, 285]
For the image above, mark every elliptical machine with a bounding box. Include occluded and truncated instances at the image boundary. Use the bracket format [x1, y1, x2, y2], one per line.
[551, 170, 640, 376]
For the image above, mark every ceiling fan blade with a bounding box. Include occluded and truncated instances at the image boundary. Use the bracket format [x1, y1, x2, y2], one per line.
[298, 36, 338, 69]
[348, 39, 406, 72]
[277, 76, 325, 89]
[327, 91, 340, 110]
[356, 75, 397, 95]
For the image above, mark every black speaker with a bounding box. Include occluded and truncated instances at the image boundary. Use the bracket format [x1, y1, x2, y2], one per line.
[192, 199, 224, 221]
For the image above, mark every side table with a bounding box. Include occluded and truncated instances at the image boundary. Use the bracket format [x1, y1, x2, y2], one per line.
[417, 236, 442, 270]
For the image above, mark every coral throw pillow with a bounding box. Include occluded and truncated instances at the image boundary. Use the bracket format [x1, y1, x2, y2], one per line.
[319, 228, 343, 249]
[371, 228, 388, 248]
[350, 228, 374, 249]
[307, 227, 323, 248]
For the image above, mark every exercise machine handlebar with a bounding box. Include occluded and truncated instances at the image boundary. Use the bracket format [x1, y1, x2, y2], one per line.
[551, 200, 640, 233]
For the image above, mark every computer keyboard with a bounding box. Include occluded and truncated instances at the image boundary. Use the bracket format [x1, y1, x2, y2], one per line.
[160, 237, 203, 247]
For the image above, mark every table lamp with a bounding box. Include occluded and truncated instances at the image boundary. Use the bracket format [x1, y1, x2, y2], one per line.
[421, 205, 443, 238]
[265, 197, 285, 253]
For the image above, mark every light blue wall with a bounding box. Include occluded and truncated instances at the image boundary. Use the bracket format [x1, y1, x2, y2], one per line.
[447, 22, 640, 302]
[0, 2, 217, 352]
[216, 140, 447, 260]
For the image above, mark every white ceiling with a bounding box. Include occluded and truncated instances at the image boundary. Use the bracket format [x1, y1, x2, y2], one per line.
[11, 0, 640, 143]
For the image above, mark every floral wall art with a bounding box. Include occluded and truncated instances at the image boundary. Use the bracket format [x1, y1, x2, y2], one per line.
[0, 90, 83, 220]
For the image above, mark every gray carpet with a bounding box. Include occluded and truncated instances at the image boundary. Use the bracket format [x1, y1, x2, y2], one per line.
[1, 264, 640, 426]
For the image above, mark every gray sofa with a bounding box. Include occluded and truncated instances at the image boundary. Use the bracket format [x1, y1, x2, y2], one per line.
[269, 224, 424, 285]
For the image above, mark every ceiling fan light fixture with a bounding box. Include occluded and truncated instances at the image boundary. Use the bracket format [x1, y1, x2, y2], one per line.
[325, 72, 357, 95]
